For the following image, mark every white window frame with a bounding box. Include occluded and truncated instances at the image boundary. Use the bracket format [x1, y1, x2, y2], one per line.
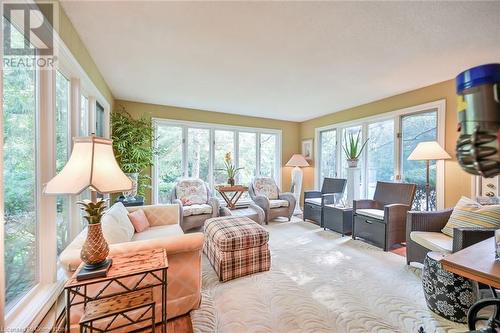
[315, 99, 446, 209]
[152, 118, 282, 204]
[2, 12, 111, 331]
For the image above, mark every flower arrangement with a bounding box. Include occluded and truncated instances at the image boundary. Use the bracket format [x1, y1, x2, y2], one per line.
[342, 131, 369, 167]
[217, 152, 243, 186]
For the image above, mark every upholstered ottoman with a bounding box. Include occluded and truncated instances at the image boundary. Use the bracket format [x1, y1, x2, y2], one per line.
[204, 216, 270, 282]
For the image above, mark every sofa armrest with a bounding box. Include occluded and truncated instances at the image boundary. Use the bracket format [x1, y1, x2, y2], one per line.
[60, 233, 204, 272]
[406, 209, 452, 233]
[452, 228, 496, 252]
[384, 204, 410, 226]
[127, 204, 181, 226]
[208, 197, 220, 217]
[304, 191, 321, 199]
[353, 199, 377, 211]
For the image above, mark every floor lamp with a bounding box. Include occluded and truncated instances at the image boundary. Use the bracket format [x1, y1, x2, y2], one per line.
[286, 154, 310, 215]
[408, 141, 450, 211]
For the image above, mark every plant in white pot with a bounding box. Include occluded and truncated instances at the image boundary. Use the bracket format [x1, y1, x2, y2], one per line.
[342, 131, 369, 168]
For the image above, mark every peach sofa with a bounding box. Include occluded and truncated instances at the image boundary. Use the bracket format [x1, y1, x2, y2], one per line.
[59, 203, 203, 331]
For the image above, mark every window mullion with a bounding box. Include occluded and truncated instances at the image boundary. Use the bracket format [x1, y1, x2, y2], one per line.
[256, 133, 261, 177]
[38, 68, 57, 284]
[69, 78, 80, 240]
[182, 126, 188, 177]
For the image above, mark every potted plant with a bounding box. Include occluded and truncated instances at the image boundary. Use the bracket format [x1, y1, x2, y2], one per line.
[111, 107, 159, 199]
[217, 152, 243, 186]
[342, 131, 369, 168]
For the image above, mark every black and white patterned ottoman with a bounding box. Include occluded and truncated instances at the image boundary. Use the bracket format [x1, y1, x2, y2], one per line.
[422, 252, 479, 323]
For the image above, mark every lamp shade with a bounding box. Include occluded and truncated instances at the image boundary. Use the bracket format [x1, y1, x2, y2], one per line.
[44, 136, 133, 195]
[407, 141, 451, 161]
[286, 154, 310, 167]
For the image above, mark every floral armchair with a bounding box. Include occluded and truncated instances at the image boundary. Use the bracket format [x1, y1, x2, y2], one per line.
[249, 177, 296, 223]
[170, 178, 220, 231]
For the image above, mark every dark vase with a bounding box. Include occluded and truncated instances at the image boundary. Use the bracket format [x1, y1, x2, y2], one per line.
[228, 178, 235, 186]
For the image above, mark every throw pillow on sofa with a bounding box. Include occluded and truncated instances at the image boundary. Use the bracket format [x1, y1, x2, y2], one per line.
[101, 202, 135, 243]
[128, 209, 150, 233]
[441, 196, 500, 237]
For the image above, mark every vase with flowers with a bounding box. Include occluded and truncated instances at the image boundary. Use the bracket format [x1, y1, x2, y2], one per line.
[217, 152, 243, 186]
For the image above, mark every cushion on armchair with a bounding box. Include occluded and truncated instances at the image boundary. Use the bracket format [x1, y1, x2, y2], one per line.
[269, 199, 289, 208]
[175, 178, 208, 205]
[441, 196, 500, 237]
[183, 204, 212, 216]
[305, 198, 322, 206]
[253, 177, 279, 200]
[410, 231, 453, 253]
[356, 208, 384, 220]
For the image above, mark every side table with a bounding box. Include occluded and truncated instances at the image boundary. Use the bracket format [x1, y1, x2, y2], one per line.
[215, 185, 248, 209]
[65, 249, 168, 332]
[323, 205, 353, 236]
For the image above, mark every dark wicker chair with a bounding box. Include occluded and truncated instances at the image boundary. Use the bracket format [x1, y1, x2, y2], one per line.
[352, 181, 416, 251]
[406, 209, 496, 265]
[303, 178, 347, 225]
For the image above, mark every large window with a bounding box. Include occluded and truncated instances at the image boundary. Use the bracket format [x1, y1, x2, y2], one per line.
[3, 28, 38, 310]
[2, 15, 111, 327]
[316, 101, 444, 210]
[401, 111, 438, 210]
[155, 120, 281, 203]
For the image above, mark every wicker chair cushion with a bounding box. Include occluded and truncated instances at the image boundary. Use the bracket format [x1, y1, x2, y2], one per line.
[441, 196, 500, 237]
[305, 198, 322, 206]
[183, 204, 212, 217]
[205, 216, 269, 251]
[356, 208, 384, 220]
[269, 199, 289, 208]
[253, 177, 279, 200]
[410, 231, 453, 253]
[175, 179, 208, 205]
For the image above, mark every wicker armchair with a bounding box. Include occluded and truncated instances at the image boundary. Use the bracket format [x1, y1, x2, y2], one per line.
[352, 181, 416, 251]
[303, 178, 347, 225]
[249, 177, 296, 224]
[406, 209, 496, 265]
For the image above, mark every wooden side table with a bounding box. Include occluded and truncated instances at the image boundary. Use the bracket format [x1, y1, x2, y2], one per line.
[65, 249, 168, 332]
[215, 185, 248, 209]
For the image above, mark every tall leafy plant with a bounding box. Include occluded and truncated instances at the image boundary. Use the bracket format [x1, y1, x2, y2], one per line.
[342, 131, 369, 160]
[111, 108, 158, 197]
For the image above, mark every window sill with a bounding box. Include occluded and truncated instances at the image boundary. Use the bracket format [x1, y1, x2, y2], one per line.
[6, 269, 68, 332]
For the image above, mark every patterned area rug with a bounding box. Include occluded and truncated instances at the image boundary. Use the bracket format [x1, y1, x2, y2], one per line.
[191, 218, 466, 333]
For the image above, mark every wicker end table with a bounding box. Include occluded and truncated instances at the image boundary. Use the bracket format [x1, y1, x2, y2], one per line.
[65, 249, 168, 332]
[215, 185, 248, 209]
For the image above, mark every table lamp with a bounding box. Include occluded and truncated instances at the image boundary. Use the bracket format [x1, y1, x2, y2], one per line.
[408, 141, 451, 211]
[44, 135, 132, 277]
[286, 154, 310, 215]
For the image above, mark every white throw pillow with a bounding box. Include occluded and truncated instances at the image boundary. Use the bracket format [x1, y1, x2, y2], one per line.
[101, 202, 135, 244]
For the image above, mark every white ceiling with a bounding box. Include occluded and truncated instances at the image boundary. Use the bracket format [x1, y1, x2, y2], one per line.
[61, 1, 500, 122]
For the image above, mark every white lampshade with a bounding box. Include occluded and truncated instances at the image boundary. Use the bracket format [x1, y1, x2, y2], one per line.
[286, 154, 310, 167]
[44, 136, 133, 194]
[407, 141, 451, 161]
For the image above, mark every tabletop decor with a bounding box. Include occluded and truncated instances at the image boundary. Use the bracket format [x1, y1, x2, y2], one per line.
[218, 152, 243, 186]
[342, 131, 368, 168]
[44, 135, 132, 279]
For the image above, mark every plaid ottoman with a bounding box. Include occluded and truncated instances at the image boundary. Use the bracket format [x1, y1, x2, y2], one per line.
[204, 216, 270, 282]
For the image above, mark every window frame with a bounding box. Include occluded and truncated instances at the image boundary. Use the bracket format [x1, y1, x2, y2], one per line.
[2, 16, 111, 331]
[152, 118, 282, 204]
[314, 99, 446, 209]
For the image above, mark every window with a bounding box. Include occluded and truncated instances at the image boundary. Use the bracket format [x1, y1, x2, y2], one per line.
[95, 102, 105, 137]
[319, 129, 337, 184]
[316, 101, 445, 209]
[154, 120, 281, 203]
[366, 119, 395, 198]
[3, 25, 38, 310]
[401, 111, 438, 210]
[55, 71, 71, 255]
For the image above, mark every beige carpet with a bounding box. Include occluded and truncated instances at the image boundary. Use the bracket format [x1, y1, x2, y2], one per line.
[191, 218, 466, 333]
